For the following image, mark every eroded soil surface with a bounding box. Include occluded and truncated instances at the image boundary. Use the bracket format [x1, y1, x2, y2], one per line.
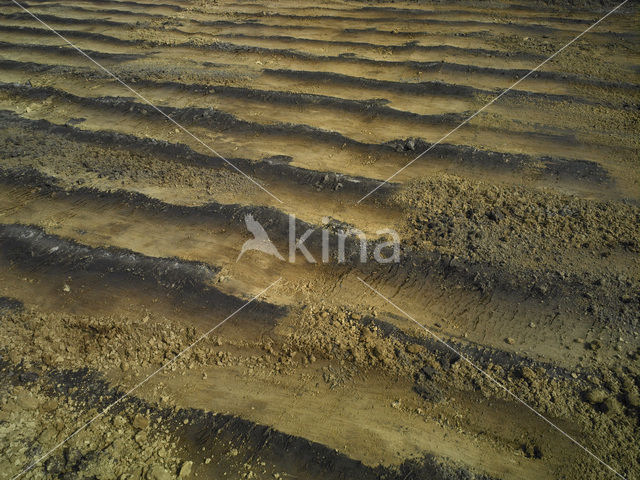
[0, 0, 639, 479]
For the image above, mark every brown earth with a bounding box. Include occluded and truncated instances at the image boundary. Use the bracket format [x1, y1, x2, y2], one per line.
[0, 0, 639, 479]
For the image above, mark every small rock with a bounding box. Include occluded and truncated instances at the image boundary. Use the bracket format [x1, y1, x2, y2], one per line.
[132, 413, 150, 430]
[135, 431, 147, 445]
[603, 397, 622, 416]
[147, 465, 172, 480]
[520, 366, 536, 382]
[16, 391, 39, 410]
[178, 461, 193, 478]
[113, 415, 126, 428]
[41, 398, 58, 413]
[624, 390, 640, 408]
[505, 337, 515, 345]
[38, 427, 58, 444]
[584, 389, 608, 405]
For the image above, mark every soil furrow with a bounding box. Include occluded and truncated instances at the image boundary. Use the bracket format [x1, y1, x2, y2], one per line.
[2, 1, 638, 478]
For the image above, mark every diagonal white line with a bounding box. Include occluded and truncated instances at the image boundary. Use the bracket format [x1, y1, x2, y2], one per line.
[356, 276, 627, 479]
[10, 277, 282, 480]
[10, 0, 284, 204]
[356, 0, 631, 204]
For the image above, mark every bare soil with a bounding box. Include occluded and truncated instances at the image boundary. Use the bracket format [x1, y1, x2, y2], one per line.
[0, 0, 639, 479]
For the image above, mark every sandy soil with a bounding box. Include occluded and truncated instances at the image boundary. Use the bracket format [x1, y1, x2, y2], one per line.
[0, 0, 639, 479]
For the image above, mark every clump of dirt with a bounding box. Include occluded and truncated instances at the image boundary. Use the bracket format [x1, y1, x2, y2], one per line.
[0, 307, 264, 479]
[0, 374, 190, 479]
[394, 173, 640, 292]
[0, 308, 216, 379]
[274, 304, 640, 478]
[1, 294, 639, 478]
[278, 306, 403, 371]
